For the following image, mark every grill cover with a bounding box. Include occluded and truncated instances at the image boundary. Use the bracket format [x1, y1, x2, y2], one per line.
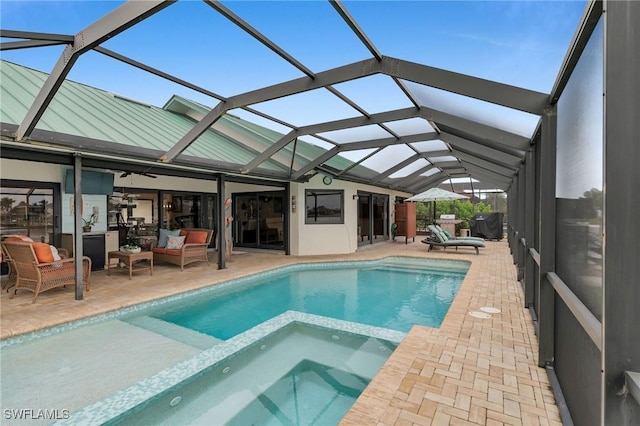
[470, 212, 504, 240]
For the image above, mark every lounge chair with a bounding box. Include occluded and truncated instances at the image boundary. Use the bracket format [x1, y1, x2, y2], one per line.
[2, 241, 91, 303]
[431, 225, 485, 242]
[422, 226, 485, 255]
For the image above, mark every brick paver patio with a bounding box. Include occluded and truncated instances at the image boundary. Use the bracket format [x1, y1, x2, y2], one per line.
[0, 239, 559, 425]
[341, 242, 561, 426]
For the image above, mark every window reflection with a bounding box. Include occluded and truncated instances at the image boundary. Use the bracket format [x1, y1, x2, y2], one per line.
[556, 19, 603, 320]
[305, 190, 344, 224]
[0, 187, 54, 243]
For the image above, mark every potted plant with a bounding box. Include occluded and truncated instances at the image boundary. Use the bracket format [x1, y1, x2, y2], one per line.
[82, 214, 97, 232]
[120, 234, 141, 253]
[459, 219, 471, 237]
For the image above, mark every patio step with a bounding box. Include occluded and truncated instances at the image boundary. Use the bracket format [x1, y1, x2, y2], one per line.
[124, 316, 223, 350]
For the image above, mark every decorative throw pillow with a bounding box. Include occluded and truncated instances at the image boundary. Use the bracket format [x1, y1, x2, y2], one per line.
[166, 235, 186, 250]
[186, 230, 208, 244]
[158, 229, 180, 248]
[33, 243, 54, 263]
[49, 245, 62, 261]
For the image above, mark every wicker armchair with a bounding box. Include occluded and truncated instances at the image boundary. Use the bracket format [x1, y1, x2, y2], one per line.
[1, 242, 18, 290]
[152, 228, 214, 271]
[2, 241, 91, 303]
[1, 239, 70, 292]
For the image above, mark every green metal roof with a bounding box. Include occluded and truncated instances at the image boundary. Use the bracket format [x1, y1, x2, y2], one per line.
[163, 94, 358, 174]
[1, 60, 355, 174]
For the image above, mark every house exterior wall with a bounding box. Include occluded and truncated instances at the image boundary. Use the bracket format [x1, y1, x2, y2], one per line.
[1, 158, 63, 183]
[0, 158, 218, 194]
[2, 158, 413, 257]
[290, 175, 411, 256]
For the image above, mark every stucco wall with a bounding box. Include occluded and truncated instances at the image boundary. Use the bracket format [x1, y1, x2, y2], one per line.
[290, 175, 411, 256]
[1, 158, 64, 182]
[1, 159, 413, 256]
[0, 158, 219, 193]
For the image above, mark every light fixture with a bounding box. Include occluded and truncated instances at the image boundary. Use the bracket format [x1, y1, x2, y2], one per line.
[353, 195, 359, 200]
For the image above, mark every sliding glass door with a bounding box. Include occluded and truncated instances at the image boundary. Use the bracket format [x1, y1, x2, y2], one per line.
[357, 192, 389, 246]
[234, 192, 284, 250]
[160, 192, 216, 248]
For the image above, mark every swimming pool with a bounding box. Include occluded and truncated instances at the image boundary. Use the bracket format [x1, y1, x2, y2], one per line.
[128, 256, 468, 339]
[2, 257, 468, 425]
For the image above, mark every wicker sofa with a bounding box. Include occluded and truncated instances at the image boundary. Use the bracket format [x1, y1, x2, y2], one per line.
[152, 228, 214, 271]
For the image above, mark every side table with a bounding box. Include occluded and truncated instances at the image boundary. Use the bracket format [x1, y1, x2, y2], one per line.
[107, 250, 153, 280]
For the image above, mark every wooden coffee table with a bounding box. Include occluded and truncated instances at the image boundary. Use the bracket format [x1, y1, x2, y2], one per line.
[107, 250, 153, 280]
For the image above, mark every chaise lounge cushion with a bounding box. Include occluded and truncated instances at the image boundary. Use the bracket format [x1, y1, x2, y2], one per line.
[438, 231, 483, 246]
[422, 224, 485, 255]
[428, 225, 484, 243]
[436, 225, 485, 242]
[421, 237, 485, 254]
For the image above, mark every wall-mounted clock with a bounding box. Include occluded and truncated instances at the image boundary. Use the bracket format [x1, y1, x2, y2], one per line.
[322, 176, 333, 185]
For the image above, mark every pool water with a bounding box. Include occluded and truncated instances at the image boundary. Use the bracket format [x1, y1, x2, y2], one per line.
[148, 261, 467, 340]
[228, 360, 367, 426]
[108, 322, 397, 426]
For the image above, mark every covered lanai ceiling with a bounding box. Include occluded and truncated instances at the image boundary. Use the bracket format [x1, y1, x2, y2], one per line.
[0, 0, 587, 193]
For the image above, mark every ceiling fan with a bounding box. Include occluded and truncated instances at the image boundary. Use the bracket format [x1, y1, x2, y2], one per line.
[119, 170, 157, 179]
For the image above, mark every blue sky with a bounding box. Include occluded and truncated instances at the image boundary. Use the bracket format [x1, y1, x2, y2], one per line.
[1, 0, 587, 150]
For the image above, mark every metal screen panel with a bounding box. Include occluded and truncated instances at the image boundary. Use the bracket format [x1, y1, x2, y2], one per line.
[553, 16, 604, 425]
[331, 74, 414, 114]
[403, 81, 540, 137]
[250, 88, 363, 128]
[555, 19, 603, 320]
[316, 124, 391, 144]
[554, 296, 601, 425]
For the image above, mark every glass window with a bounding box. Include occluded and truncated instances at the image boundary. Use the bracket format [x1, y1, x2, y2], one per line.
[1, 186, 54, 243]
[305, 190, 343, 224]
